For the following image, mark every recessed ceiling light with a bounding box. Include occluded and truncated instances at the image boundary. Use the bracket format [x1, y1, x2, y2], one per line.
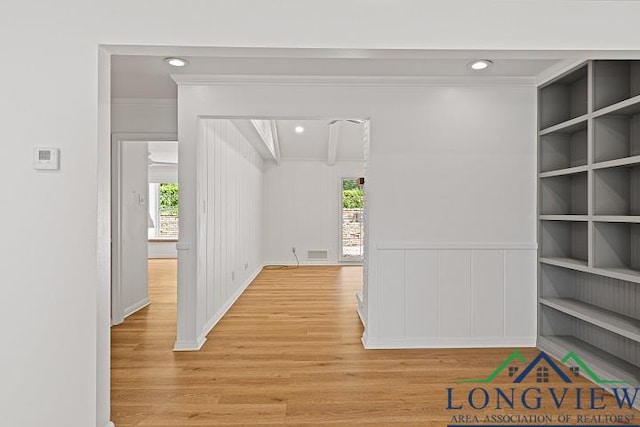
[164, 57, 189, 67]
[295, 126, 305, 134]
[469, 60, 493, 70]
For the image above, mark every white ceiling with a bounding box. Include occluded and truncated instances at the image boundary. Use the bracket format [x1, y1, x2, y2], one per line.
[276, 119, 364, 162]
[111, 51, 564, 99]
[112, 49, 570, 163]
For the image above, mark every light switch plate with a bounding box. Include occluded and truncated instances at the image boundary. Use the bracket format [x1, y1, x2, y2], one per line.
[33, 148, 60, 170]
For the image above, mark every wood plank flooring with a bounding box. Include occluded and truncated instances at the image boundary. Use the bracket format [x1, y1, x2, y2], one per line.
[111, 260, 638, 426]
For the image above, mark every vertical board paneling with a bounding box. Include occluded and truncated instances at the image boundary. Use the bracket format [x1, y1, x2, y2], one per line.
[404, 250, 439, 338]
[505, 250, 537, 338]
[204, 119, 264, 331]
[439, 250, 472, 338]
[377, 250, 405, 338]
[471, 250, 505, 337]
[370, 245, 536, 347]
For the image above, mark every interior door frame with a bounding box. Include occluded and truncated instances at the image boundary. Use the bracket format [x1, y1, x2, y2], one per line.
[111, 132, 177, 325]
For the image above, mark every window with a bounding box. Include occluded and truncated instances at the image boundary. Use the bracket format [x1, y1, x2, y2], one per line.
[536, 366, 549, 383]
[508, 366, 519, 377]
[148, 182, 179, 240]
[341, 178, 364, 261]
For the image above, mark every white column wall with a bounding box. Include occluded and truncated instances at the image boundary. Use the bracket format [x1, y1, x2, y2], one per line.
[176, 81, 537, 353]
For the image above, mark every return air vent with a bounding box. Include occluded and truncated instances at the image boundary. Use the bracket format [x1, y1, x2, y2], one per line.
[307, 250, 328, 260]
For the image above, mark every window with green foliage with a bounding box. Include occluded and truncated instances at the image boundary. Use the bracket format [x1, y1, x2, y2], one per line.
[159, 183, 179, 216]
[149, 183, 179, 239]
[341, 178, 364, 260]
[342, 178, 364, 209]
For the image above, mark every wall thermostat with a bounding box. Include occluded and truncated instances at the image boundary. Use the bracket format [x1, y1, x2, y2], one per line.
[33, 148, 60, 170]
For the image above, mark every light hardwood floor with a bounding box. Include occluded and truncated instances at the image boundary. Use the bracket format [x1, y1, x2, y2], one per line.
[111, 260, 638, 426]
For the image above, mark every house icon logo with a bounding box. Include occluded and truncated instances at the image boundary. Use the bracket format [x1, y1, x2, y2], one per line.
[458, 350, 625, 385]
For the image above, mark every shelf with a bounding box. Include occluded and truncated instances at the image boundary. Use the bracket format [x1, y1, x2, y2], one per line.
[539, 65, 588, 130]
[539, 165, 588, 178]
[541, 263, 640, 313]
[539, 215, 588, 221]
[540, 256, 640, 284]
[538, 335, 640, 392]
[539, 115, 588, 136]
[540, 297, 640, 343]
[594, 163, 640, 216]
[593, 113, 640, 163]
[540, 172, 587, 215]
[593, 60, 640, 111]
[593, 155, 640, 170]
[540, 257, 589, 271]
[593, 215, 640, 223]
[538, 60, 640, 391]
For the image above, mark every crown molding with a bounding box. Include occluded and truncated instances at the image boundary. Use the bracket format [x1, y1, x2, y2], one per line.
[171, 74, 536, 87]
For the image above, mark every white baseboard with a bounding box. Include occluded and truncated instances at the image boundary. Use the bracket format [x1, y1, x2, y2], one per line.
[148, 254, 178, 259]
[174, 265, 263, 352]
[173, 337, 206, 352]
[356, 306, 365, 327]
[197, 265, 263, 344]
[363, 336, 537, 349]
[264, 261, 361, 267]
[123, 298, 150, 318]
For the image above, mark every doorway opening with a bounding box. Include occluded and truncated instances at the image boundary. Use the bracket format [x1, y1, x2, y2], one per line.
[340, 177, 364, 262]
[111, 135, 178, 326]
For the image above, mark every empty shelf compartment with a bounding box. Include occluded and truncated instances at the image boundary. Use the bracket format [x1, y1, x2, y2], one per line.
[540, 65, 588, 130]
[594, 114, 640, 163]
[540, 172, 587, 215]
[594, 60, 640, 111]
[540, 120, 588, 173]
[594, 222, 640, 277]
[540, 220, 588, 264]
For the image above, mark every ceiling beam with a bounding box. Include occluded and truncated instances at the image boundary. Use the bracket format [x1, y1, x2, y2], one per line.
[270, 120, 281, 165]
[327, 121, 341, 166]
[230, 119, 278, 162]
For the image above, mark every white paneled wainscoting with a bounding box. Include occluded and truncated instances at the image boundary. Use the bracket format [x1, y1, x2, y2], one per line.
[363, 242, 538, 349]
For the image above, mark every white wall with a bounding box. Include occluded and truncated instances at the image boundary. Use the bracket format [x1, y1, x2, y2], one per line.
[264, 160, 364, 265]
[111, 98, 177, 134]
[3, 2, 640, 427]
[198, 119, 264, 344]
[149, 241, 177, 258]
[175, 80, 538, 352]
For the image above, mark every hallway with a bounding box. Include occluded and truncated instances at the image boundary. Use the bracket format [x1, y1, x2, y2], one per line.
[111, 261, 636, 426]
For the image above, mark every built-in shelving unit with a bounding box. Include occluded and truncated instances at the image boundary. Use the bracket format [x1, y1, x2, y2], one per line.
[538, 60, 640, 394]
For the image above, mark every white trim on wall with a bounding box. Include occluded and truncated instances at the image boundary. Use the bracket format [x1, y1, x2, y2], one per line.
[377, 242, 538, 250]
[123, 298, 150, 318]
[172, 74, 536, 87]
[364, 336, 537, 349]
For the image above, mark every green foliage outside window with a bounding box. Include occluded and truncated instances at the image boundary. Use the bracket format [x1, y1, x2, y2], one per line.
[343, 187, 363, 209]
[159, 183, 179, 215]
